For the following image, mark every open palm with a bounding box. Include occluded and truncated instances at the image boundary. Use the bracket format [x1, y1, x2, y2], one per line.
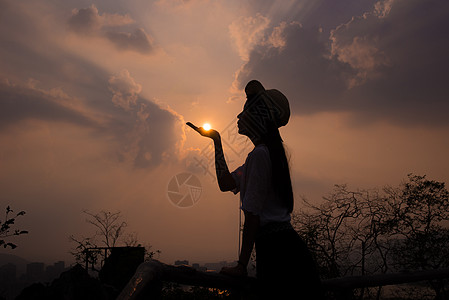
[186, 122, 220, 141]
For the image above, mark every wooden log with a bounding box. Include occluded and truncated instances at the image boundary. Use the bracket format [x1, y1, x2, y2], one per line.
[117, 260, 162, 300]
[117, 259, 257, 300]
[117, 259, 449, 299]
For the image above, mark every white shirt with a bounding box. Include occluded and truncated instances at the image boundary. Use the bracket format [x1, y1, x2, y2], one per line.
[231, 144, 291, 226]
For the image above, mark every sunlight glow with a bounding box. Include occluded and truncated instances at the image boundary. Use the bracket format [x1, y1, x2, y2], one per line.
[203, 123, 211, 131]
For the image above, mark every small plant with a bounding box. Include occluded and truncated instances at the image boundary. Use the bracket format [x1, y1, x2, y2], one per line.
[0, 205, 28, 249]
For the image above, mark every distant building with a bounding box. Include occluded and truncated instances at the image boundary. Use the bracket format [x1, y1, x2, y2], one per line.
[26, 262, 44, 282]
[204, 261, 229, 272]
[45, 261, 65, 281]
[192, 263, 207, 272]
[174, 260, 189, 266]
[0, 263, 17, 283]
[54, 261, 65, 272]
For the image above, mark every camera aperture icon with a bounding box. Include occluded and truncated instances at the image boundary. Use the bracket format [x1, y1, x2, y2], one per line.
[167, 172, 202, 208]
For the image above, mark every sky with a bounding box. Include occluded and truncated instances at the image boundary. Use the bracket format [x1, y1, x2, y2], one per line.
[1, 0, 449, 266]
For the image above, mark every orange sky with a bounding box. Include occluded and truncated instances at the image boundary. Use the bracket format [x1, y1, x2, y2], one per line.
[1, 0, 449, 266]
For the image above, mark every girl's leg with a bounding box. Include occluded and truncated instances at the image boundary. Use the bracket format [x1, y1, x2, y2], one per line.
[256, 229, 323, 299]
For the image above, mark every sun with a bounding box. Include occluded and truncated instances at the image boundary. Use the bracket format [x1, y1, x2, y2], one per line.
[203, 123, 211, 131]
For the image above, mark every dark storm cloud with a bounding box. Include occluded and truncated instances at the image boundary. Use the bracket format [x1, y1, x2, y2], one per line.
[301, 0, 378, 32]
[234, 22, 354, 114]
[0, 80, 98, 130]
[105, 28, 153, 54]
[0, 2, 182, 168]
[107, 94, 184, 169]
[67, 5, 103, 35]
[127, 100, 183, 169]
[234, 0, 449, 126]
[107, 70, 184, 168]
[331, 0, 449, 126]
[245, 0, 378, 33]
[68, 5, 154, 54]
[0, 72, 183, 169]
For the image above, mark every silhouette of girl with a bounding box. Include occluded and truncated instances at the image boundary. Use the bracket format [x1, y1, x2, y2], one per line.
[189, 80, 322, 299]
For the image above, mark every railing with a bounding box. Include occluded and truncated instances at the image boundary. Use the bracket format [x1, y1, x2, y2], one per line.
[117, 259, 449, 299]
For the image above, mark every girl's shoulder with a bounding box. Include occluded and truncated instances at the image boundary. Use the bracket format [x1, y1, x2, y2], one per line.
[253, 143, 269, 152]
[248, 144, 270, 160]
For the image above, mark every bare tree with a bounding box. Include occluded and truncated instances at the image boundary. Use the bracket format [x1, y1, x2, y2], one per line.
[83, 210, 127, 248]
[390, 174, 449, 298]
[69, 210, 127, 270]
[70, 209, 160, 270]
[293, 174, 449, 299]
[293, 185, 392, 281]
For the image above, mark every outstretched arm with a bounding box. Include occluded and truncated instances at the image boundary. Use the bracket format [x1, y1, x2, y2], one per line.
[212, 137, 237, 191]
[187, 122, 236, 191]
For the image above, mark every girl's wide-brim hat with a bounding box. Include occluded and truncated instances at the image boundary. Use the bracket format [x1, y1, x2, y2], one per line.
[244, 80, 290, 128]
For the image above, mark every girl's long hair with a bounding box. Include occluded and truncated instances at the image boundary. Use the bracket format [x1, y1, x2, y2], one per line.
[262, 123, 294, 213]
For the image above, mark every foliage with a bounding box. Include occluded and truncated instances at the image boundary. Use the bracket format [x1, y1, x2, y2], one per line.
[69, 234, 102, 270]
[390, 174, 449, 271]
[122, 231, 161, 261]
[293, 174, 449, 299]
[0, 206, 28, 249]
[293, 185, 393, 279]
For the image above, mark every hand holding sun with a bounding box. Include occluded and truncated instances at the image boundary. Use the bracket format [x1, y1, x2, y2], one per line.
[203, 123, 211, 131]
[186, 122, 219, 141]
